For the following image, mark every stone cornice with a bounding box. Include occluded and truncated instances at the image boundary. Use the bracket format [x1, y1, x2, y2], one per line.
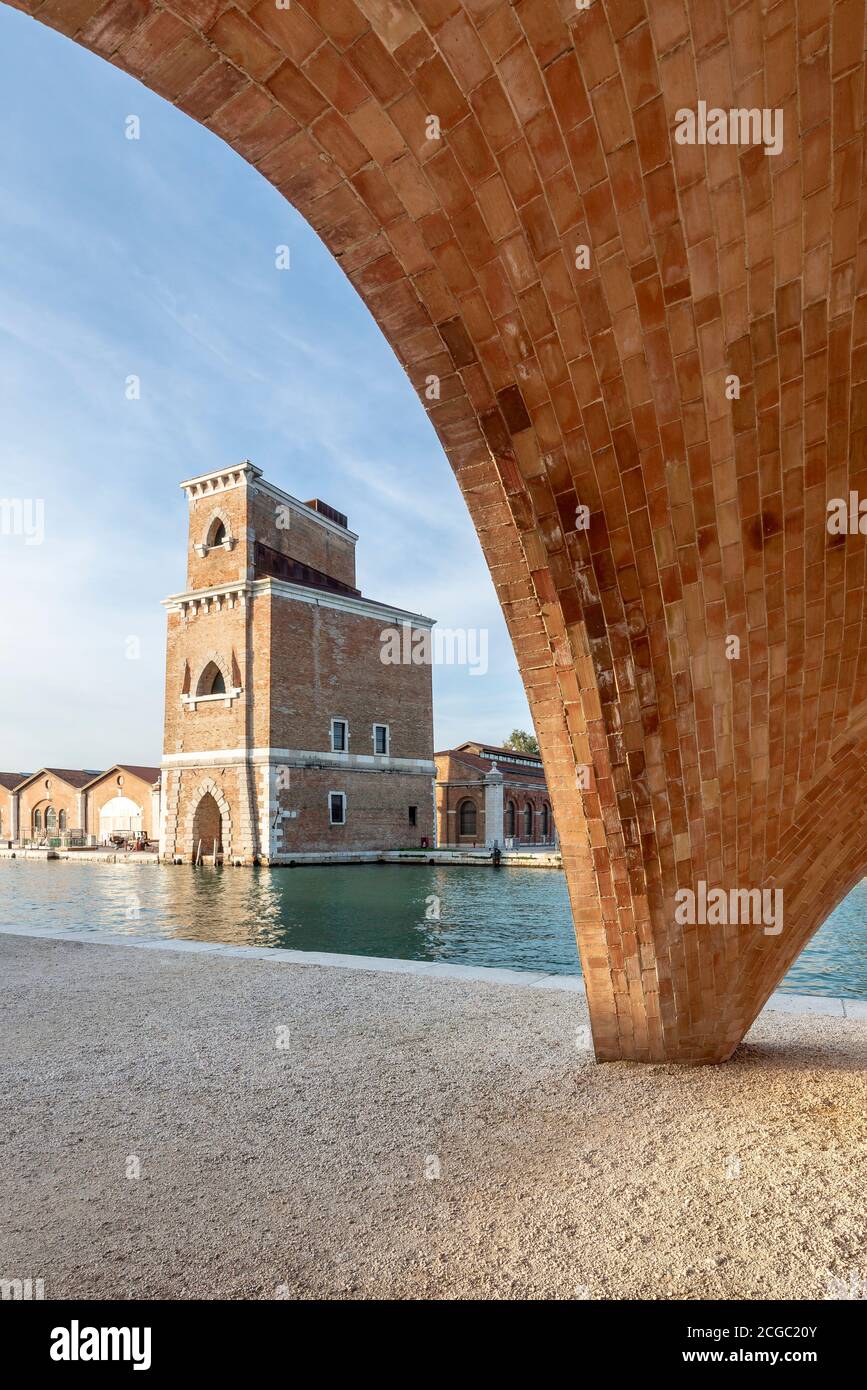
[180, 462, 261, 498]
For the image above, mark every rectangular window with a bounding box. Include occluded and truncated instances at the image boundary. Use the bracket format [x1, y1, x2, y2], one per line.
[373, 723, 389, 756]
[329, 792, 346, 826]
[331, 719, 348, 753]
[408, 805, 417, 827]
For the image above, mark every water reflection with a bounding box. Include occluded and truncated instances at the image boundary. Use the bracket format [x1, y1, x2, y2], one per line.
[2, 861, 865, 998]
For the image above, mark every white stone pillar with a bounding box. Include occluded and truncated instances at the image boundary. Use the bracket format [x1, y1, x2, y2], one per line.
[483, 763, 504, 849]
[11, 792, 19, 845]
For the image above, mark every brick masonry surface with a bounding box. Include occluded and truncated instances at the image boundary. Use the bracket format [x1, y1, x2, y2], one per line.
[11, 0, 867, 1061]
[161, 464, 435, 862]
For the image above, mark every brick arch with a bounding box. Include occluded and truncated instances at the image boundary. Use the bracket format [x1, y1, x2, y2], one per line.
[200, 505, 233, 549]
[8, 0, 867, 1060]
[184, 776, 232, 858]
[193, 649, 234, 695]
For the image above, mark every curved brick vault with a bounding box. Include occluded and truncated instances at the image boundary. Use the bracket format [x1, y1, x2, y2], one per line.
[9, 0, 867, 1062]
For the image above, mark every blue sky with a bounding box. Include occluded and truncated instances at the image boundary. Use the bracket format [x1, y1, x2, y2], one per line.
[0, 6, 532, 772]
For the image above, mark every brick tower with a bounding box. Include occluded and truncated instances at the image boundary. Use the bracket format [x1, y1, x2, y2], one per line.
[160, 463, 436, 864]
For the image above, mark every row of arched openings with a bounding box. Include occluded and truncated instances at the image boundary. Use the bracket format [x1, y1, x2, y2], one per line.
[32, 807, 67, 833]
[458, 799, 552, 840]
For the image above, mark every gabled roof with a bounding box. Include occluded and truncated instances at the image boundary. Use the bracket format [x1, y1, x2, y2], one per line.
[16, 768, 106, 792]
[455, 740, 543, 763]
[435, 748, 548, 782]
[0, 772, 29, 792]
[82, 765, 161, 789]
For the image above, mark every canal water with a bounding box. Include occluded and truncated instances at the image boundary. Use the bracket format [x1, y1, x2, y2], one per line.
[1, 861, 865, 998]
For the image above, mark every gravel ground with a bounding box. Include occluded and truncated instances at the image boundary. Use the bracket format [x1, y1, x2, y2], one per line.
[0, 932, 865, 1301]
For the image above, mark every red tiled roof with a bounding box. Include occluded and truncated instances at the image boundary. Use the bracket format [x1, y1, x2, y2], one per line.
[36, 768, 106, 790]
[82, 765, 161, 788]
[0, 772, 29, 791]
[436, 749, 548, 782]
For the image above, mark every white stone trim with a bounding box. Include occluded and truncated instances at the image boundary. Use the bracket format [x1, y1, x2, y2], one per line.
[372, 723, 390, 756]
[180, 462, 260, 498]
[258, 578, 434, 627]
[161, 748, 436, 775]
[163, 579, 434, 628]
[163, 583, 251, 616]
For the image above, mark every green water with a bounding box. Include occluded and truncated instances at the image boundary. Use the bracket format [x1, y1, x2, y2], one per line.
[1, 860, 865, 997]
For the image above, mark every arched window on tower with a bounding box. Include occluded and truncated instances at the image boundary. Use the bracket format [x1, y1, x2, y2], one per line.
[207, 517, 227, 548]
[458, 799, 477, 837]
[197, 661, 226, 696]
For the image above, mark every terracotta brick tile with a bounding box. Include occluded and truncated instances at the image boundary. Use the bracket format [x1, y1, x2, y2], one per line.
[394, 28, 437, 76]
[303, 41, 371, 115]
[347, 100, 406, 165]
[418, 209, 452, 248]
[496, 138, 540, 206]
[160, 1, 224, 25]
[268, 58, 333, 124]
[116, 8, 187, 73]
[476, 173, 520, 240]
[388, 154, 440, 218]
[206, 79, 270, 137]
[453, 201, 498, 266]
[519, 193, 559, 260]
[80, 0, 152, 55]
[633, 96, 670, 174]
[447, 113, 498, 184]
[231, 101, 298, 161]
[546, 165, 583, 233]
[437, 10, 493, 90]
[413, 0, 461, 30]
[516, 0, 571, 66]
[310, 109, 369, 174]
[294, 0, 368, 51]
[208, 6, 283, 80]
[389, 90, 438, 162]
[497, 40, 549, 123]
[607, 142, 644, 213]
[281, 149, 343, 206]
[464, 0, 502, 22]
[593, 77, 634, 154]
[387, 216, 434, 275]
[832, 0, 866, 78]
[411, 266, 458, 324]
[583, 180, 620, 246]
[432, 236, 478, 294]
[414, 53, 470, 128]
[543, 50, 591, 132]
[425, 146, 474, 214]
[248, 1, 322, 65]
[470, 73, 522, 150]
[619, 23, 660, 110]
[571, 3, 619, 88]
[347, 32, 410, 104]
[500, 230, 539, 291]
[565, 117, 608, 193]
[149, 34, 215, 101]
[644, 162, 679, 233]
[477, 5, 519, 63]
[527, 108, 569, 178]
[179, 57, 248, 121]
